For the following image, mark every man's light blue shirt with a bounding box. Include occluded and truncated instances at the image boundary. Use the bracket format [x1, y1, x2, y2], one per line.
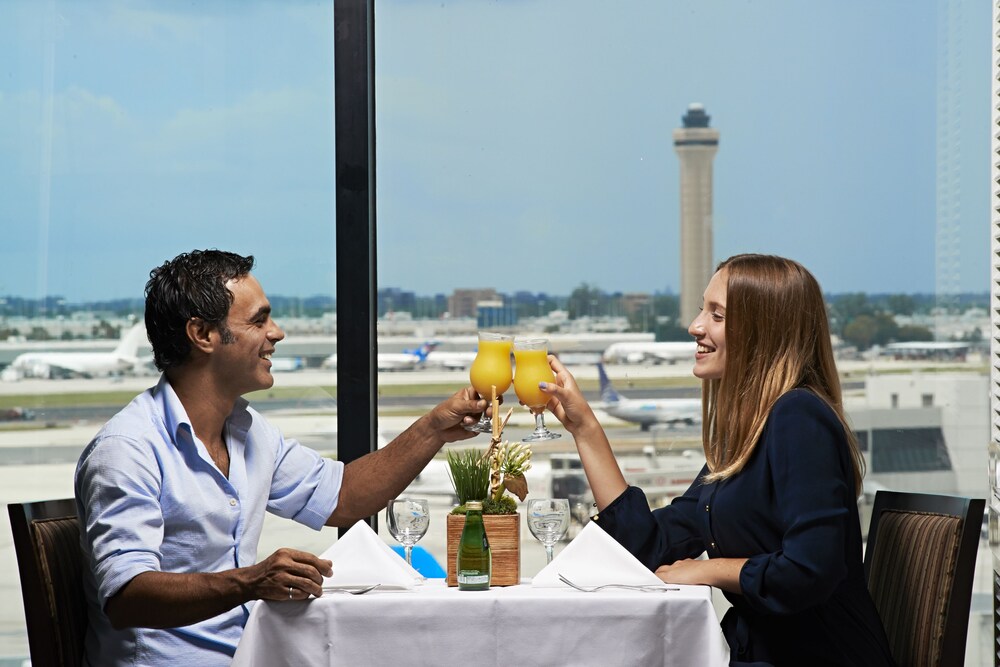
[75, 375, 344, 666]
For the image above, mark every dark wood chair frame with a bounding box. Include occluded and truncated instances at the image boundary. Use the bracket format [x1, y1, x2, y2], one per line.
[9, 498, 87, 667]
[863, 489, 985, 667]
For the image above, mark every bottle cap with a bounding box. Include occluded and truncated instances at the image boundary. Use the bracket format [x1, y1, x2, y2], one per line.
[466, 501, 483, 510]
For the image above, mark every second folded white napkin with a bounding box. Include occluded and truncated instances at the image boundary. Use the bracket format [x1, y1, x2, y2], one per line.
[319, 520, 423, 590]
[531, 521, 665, 588]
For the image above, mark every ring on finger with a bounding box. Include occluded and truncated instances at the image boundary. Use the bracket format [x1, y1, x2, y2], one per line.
[288, 585, 294, 599]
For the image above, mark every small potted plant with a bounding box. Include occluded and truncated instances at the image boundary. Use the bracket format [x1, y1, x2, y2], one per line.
[445, 407, 531, 586]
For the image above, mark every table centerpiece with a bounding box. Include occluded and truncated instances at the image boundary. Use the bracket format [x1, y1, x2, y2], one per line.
[445, 391, 532, 586]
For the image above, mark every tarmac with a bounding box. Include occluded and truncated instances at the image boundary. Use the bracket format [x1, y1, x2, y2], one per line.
[0, 358, 993, 663]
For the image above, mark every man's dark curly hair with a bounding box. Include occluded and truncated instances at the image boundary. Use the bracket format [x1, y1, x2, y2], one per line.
[144, 250, 255, 371]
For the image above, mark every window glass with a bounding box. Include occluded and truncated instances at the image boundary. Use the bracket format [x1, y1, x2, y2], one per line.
[1, 3, 335, 658]
[375, 0, 990, 661]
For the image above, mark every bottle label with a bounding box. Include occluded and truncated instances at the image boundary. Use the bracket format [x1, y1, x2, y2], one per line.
[457, 572, 490, 585]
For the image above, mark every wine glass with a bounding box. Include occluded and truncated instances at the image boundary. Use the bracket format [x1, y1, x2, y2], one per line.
[386, 497, 429, 566]
[512, 338, 561, 442]
[465, 331, 514, 433]
[527, 498, 571, 564]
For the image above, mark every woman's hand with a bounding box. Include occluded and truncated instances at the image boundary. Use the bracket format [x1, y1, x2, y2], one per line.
[539, 356, 628, 509]
[539, 355, 600, 436]
[655, 557, 747, 594]
[654, 559, 706, 585]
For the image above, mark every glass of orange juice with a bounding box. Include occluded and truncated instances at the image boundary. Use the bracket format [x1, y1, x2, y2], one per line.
[512, 338, 561, 442]
[465, 332, 514, 433]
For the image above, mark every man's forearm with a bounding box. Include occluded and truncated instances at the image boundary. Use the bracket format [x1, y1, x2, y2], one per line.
[328, 413, 444, 525]
[105, 569, 251, 630]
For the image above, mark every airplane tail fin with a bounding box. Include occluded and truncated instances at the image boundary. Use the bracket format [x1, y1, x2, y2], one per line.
[408, 341, 439, 363]
[114, 323, 147, 362]
[596, 362, 622, 403]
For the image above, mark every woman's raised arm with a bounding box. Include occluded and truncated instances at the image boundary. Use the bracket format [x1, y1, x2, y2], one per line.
[540, 356, 629, 510]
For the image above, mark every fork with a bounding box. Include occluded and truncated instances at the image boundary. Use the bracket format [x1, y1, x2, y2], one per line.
[557, 574, 678, 593]
[322, 583, 382, 595]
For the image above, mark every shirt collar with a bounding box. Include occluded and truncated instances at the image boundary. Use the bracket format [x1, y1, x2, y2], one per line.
[154, 374, 192, 444]
[153, 373, 252, 443]
[153, 374, 252, 444]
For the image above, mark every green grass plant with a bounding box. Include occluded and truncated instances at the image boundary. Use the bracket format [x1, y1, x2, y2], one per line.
[445, 448, 490, 507]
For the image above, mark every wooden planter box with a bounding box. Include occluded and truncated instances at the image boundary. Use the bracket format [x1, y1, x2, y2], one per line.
[446, 512, 520, 587]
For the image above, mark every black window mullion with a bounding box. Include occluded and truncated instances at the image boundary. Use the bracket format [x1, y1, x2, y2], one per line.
[334, 0, 377, 534]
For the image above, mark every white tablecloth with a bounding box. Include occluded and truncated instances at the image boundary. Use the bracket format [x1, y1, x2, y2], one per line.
[231, 580, 730, 667]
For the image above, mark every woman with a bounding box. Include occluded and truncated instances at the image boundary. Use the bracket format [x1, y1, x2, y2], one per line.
[540, 254, 894, 666]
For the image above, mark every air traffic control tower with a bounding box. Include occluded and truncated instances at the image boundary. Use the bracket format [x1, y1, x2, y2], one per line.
[674, 103, 719, 326]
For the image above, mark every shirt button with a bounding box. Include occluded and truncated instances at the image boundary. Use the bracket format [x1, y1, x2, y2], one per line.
[704, 505, 709, 512]
[229, 498, 238, 506]
[711, 542, 716, 549]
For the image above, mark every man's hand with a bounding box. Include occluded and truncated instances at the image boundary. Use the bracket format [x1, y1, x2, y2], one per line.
[425, 386, 488, 443]
[104, 547, 335, 629]
[245, 548, 333, 601]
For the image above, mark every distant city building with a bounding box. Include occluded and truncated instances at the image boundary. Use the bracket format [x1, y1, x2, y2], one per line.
[449, 288, 499, 319]
[621, 293, 651, 318]
[476, 299, 518, 329]
[377, 288, 416, 316]
[674, 103, 719, 326]
[511, 290, 553, 318]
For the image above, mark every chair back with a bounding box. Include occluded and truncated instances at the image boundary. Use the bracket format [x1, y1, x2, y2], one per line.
[863, 490, 984, 667]
[9, 498, 88, 667]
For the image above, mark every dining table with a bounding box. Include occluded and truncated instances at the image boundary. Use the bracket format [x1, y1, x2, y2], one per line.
[230, 579, 730, 666]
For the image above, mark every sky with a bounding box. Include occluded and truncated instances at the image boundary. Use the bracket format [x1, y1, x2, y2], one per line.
[0, 0, 991, 302]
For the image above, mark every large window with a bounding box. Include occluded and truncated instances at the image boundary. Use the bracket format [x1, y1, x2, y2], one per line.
[373, 1, 990, 663]
[0, 3, 337, 660]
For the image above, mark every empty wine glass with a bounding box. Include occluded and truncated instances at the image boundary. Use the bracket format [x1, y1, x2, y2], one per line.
[527, 498, 570, 564]
[386, 497, 429, 566]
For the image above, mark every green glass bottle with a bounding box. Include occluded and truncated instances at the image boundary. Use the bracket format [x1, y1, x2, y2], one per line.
[457, 501, 491, 591]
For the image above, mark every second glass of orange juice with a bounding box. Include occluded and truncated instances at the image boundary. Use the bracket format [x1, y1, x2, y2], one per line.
[465, 332, 514, 433]
[512, 338, 561, 442]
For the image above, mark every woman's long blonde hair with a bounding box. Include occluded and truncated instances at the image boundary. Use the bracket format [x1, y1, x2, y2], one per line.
[700, 254, 864, 494]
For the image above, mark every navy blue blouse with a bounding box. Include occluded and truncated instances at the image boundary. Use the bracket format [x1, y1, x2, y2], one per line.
[595, 389, 895, 666]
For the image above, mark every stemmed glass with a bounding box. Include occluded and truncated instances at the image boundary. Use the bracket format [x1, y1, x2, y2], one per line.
[527, 498, 571, 564]
[512, 338, 561, 442]
[386, 497, 429, 566]
[465, 331, 514, 433]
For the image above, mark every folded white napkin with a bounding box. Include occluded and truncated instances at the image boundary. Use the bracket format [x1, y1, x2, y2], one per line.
[319, 521, 423, 590]
[531, 521, 665, 588]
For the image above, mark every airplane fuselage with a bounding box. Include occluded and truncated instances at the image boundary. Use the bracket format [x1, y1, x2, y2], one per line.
[8, 352, 134, 379]
[602, 341, 697, 365]
[604, 399, 702, 429]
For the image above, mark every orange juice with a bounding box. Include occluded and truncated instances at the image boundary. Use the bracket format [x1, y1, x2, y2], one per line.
[469, 338, 513, 400]
[512, 348, 554, 408]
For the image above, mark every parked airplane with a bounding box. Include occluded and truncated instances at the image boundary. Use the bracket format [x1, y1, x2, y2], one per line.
[602, 341, 697, 365]
[879, 341, 971, 361]
[422, 348, 477, 370]
[270, 356, 306, 372]
[550, 447, 705, 509]
[597, 362, 702, 430]
[321, 342, 437, 372]
[1, 323, 147, 380]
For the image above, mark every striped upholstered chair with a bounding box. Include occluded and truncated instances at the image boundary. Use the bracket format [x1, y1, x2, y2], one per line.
[863, 490, 984, 667]
[9, 498, 88, 667]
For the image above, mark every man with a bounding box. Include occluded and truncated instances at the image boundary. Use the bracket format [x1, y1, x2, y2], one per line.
[75, 250, 487, 666]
